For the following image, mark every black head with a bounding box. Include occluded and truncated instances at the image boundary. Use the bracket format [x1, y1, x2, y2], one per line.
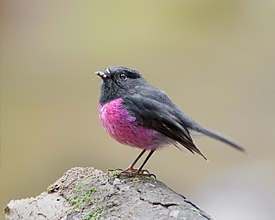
[96, 66, 145, 105]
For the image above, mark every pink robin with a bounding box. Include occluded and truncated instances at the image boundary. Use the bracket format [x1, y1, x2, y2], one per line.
[96, 66, 244, 177]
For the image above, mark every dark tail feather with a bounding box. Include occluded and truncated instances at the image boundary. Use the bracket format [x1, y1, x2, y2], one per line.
[199, 128, 245, 152]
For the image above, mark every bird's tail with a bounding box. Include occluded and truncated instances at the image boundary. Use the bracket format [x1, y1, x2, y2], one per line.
[198, 127, 245, 152]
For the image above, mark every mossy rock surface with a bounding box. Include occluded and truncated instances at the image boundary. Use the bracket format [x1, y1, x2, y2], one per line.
[5, 167, 212, 220]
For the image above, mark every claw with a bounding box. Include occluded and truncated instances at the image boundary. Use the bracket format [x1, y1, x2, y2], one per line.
[119, 168, 156, 178]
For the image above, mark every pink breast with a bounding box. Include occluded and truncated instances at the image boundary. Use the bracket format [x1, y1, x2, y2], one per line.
[98, 98, 171, 150]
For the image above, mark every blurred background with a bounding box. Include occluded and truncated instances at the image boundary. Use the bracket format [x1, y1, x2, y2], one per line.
[1, 1, 275, 219]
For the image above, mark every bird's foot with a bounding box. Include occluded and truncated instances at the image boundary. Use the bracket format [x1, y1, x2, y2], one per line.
[119, 168, 156, 178]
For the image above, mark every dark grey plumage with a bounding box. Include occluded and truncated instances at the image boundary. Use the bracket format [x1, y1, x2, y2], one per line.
[97, 66, 244, 160]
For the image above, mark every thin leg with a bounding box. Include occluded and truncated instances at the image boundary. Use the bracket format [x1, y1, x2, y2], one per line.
[119, 150, 156, 177]
[137, 150, 155, 172]
[108, 149, 147, 174]
[127, 149, 146, 169]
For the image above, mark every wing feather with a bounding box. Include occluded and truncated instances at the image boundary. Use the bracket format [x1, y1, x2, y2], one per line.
[123, 95, 207, 160]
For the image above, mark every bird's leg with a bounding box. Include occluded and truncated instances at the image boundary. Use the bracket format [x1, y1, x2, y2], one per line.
[108, 149, 146, 174]
[120, 150, 156, 178]
[135, 150, 156, 177]
[125, 150, 146, 172]
[136, 150, 154, 171]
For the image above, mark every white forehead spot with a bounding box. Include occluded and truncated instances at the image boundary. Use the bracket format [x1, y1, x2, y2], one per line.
[106, 68, 110, 74]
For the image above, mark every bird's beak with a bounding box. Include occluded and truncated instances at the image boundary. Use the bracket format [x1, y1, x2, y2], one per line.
[95, 71, 108, 79]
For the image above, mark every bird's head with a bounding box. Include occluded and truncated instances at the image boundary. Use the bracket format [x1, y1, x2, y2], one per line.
[96, 66, 144, 105]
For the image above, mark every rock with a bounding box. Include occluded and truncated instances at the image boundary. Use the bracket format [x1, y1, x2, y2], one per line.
[5, 167, 212, 220]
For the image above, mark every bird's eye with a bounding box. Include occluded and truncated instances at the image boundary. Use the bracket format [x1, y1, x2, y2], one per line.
[119, 73, 127, 80]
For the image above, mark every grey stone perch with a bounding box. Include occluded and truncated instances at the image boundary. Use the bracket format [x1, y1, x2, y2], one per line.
[4, 167, 212, 220]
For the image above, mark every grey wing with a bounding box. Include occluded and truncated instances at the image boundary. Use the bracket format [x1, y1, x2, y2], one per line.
[128, 83, 244, 153]
[122, 94, 207, 160]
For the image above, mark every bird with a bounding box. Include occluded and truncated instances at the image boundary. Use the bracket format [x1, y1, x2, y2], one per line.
[96, 66, 244, 177]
